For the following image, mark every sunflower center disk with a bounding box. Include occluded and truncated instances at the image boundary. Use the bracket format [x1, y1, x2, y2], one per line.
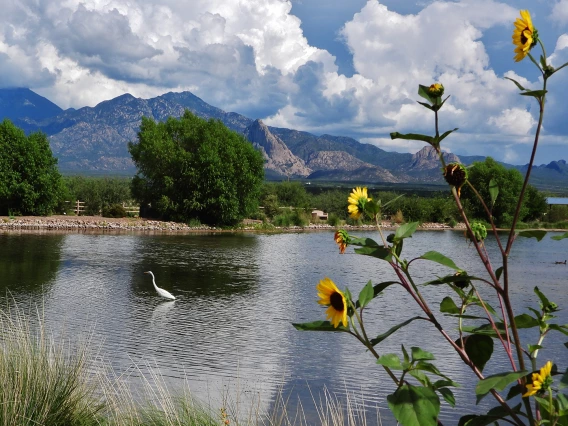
[521, 30, 529, 45]
[330, 292, 344, 311]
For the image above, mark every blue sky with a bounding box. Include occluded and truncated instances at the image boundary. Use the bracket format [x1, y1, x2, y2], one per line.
[2, 0, 568, 165]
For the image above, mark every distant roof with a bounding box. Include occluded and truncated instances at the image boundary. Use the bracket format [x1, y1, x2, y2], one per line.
[546, 197, 568, 205]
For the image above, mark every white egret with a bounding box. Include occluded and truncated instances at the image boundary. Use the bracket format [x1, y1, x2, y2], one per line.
[144, 271, 176, 300]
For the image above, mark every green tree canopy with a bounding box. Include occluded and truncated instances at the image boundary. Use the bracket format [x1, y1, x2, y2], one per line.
[0, 119, 62, 215]
[461, 157, 546, 226]
[128, 111, 265, 225]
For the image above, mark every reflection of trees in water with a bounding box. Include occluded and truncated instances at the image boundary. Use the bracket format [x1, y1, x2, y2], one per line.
[0, 233, 64, 294]
[136, 234, 260, 297]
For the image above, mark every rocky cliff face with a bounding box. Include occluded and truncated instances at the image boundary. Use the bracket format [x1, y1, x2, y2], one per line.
[305, 151, 402, 182]
[407, 146, 461, 171]
[244, 120, 311, 177]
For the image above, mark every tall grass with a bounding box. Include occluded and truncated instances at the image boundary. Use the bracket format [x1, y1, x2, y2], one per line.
[0, 304, 382, 426]
[0, 307, 104, 426]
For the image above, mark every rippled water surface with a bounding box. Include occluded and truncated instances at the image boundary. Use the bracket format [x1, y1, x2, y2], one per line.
[0, 229, 567, 424]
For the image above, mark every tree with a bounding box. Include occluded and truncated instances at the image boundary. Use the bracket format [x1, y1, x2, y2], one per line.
[128, 111, 265, 225]
[0, 119, 62, 215]
[461, 157, 545, 226]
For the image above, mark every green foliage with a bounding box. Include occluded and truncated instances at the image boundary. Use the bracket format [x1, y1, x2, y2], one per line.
[63, 176, 132, 215]
[102, 203, 127, 218]
[461, 157, 546, 226]
[310, 189, 349, 220]
[0, 119, 63, 215]
[128, 111, 264, 226]
[272, 208, 310, 227]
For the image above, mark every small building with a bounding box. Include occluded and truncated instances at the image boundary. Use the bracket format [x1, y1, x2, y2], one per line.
[311, 209, 328, 221]
[545, 197, 568, 206]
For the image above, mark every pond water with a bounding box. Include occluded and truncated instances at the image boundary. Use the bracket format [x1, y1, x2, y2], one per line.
[0, 229, 566, 424]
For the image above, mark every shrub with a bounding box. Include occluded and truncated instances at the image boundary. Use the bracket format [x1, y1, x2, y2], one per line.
[102, 203, 127, 218]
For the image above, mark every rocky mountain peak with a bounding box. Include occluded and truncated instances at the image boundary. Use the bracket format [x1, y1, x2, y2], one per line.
[409, 146, 460, 171]
[244, 119, 311, 177]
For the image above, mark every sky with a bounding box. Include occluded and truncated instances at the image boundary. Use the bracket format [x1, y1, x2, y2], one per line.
[2, 0, 568, 165]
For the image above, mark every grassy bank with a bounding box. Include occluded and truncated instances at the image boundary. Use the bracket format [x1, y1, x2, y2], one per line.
[0, 305, 379, 426]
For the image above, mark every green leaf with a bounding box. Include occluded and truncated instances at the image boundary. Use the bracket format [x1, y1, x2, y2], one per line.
[440, 297, 460, 314]
[514, 313, 540, 329]
[377, 353, 403, 370]
[527, 344, 543, 354]
[358, 281, 374, 309]
[488, 178, 498, 206]
[354, 245, 392, 261]
[409, 369, 431, 387]
[416, 101, 434, 110]
[390, 132, 435, 144]
[520, 89, 548, 98]
[411, 347, 436, 362]
[459, 403, 523, 426]
[495, 266, 503, 281]
[438, 128, 459, 143]
[534, 286, 557, 312]
[504, 76, 526, 91]
[424, 273, 482, 287]
[438, 388, 456, 407]
[354, 281, 398, 309]
[394, 222, 419, 241]
[387, 384, 440, 426]
[370, 316, 424, 346]
[558, 392, 568, 413]
[462, 323, 506, 339]
[418, 84, 434, 103]
[517, 230, 547, 242]
[458, 334, 494, 373]
[506, 383, 522, 400]
[549, 323, 568, 336]
[292, 320, 349, 332]
[560, 368, 568, 390]
[415, 361, 448, 379]
[402, 344, 410, 365]
[475, 371, 527, 403]
[419, 251, 460, 270]
[349, 236, 381, 247]
[552, 232, 568, 241]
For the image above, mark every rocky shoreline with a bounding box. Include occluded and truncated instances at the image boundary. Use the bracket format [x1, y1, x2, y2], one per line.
[0, 215, 466, 233]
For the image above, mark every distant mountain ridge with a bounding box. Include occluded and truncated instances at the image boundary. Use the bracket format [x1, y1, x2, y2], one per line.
[1, 88, 567, 190]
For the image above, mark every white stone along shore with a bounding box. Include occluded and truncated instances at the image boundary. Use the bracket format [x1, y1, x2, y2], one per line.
[0, 215, 467, 232]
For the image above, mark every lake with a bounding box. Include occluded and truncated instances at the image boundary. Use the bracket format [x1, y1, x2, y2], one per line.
[0, 229, 566, 424]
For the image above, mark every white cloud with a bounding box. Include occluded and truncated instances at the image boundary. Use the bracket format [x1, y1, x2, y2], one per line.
[0, 0, 566, 163]
[551, 0, 568, 25]
[487, 108, 536, 135]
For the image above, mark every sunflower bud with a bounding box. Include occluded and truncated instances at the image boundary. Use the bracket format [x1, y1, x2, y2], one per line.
[428, 83, 444, 98]
[464, 222, 487, 245]
[443, 163, 468, 197]
[453, 270, 471, 289]
[334, 229, 350, 254]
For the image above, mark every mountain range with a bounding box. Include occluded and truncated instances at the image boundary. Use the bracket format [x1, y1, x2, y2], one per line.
[2, 87, 568, 191]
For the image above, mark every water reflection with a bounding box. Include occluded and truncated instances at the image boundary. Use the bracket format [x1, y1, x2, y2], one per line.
[0, 233, 64, 297]
[0, 230, 566, 425]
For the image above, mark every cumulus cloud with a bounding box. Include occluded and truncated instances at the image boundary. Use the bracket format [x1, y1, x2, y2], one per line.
[0, 0, 565, 163]
[551, 0, 568, 25]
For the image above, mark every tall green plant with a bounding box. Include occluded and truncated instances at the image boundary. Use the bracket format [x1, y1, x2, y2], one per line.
[128, 111, 264, 226]
[294, 10, 568, 426]
[0, 120, 62, 216]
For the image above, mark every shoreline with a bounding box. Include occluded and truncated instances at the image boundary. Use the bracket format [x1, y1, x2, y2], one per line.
[0, 214, 466, 233]
[1, 215, 565, 233]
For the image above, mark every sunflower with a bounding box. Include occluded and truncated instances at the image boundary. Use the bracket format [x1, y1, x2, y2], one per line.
[316, 277, 348, 328]
[347, 187, 371, 219]
[512, 10, 538, 62]
[523, 361, 553, 397]
[334, 229, 349, 254]
[428, 83, 444, 97]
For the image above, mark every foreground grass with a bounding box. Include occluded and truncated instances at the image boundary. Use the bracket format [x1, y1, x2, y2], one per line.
[0, 306, 380, 426]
